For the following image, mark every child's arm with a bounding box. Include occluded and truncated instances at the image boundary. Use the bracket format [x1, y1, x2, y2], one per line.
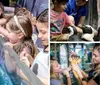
[51, 34, 70, 41]
[69, 23, 83, 33]
[38, 76, 48, 85]
[0, 18, 7, 25]
[0, 26, 9, 37]
[65, 14, 83, 34]
[63, 70, 72, 85]
[17, 69, 48, 85]
[67, 16, 92, 34]
[77, 16, 86, 26]
[17, 69, 32, 85]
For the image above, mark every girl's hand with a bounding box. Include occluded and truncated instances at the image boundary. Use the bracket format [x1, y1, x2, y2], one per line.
[20, 56, 30, 67]
[71, 64, 80, 72]
[71, 64, 83, 79]
[19, 47, 33, 67]
[63, 69, 70, 78]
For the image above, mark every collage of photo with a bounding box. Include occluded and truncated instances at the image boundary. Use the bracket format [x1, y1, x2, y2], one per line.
[0, 0, 100, 85]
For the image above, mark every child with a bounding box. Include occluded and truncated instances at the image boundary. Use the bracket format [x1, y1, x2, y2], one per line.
[5, 15, 38, 67]
[0, 2, 7, 26]
[50, 0, 81, 40]
[31, 9, 49, 85]
[0, 15, 38, 84]
[50, 59, 71, 85]
[50, 0, 91, 41]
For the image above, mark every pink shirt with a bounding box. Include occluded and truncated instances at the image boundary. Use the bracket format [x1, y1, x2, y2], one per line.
[50, 9, 72, 36]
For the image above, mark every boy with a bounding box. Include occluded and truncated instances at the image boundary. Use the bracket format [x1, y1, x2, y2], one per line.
[31, 9, 49, 85]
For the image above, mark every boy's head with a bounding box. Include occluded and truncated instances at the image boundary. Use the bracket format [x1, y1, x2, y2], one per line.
[52, 0, 69, 12]
[36, 9, 48, 47]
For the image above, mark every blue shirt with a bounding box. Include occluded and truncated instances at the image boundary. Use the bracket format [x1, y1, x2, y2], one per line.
[65, 0, 88, 25]
[50, 79, 61, 85]
[17, 0, 48, 17]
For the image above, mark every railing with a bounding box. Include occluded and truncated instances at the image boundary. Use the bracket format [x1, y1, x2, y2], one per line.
[0, 37, 43, 85]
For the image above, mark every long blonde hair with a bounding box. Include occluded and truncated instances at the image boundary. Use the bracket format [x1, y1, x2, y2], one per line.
[50, 60, 60, 79]
[93, 44, 100, 78]
[94, 64, 100, 78]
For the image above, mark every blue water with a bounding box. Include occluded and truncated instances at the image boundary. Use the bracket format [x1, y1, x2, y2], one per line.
[0, 63, 13, 85]
[0, 47, 22, 85]
[0, 46, 13, 85]
[0, 59, 24, 85]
